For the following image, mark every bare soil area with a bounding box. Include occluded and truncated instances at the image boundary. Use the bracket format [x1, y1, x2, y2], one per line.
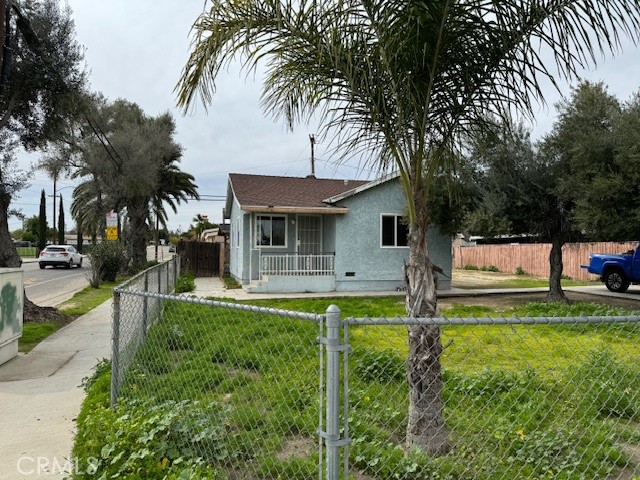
[452, 269, 531, 288]
[439, 290, 640, 311]
[447, 270, 640, 311]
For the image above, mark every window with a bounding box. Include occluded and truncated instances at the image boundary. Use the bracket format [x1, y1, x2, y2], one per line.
[256, 215, 286, 247]
[381, 214, 408, 247]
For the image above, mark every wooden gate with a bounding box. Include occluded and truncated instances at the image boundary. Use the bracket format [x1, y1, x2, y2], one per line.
[177, 240, 220, 277]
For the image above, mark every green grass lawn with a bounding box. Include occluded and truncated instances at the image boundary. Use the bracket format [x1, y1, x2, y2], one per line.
[73, 296, 640, 480]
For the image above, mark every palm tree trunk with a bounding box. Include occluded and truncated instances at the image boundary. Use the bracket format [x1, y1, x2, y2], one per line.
[405, 203, 449, 454]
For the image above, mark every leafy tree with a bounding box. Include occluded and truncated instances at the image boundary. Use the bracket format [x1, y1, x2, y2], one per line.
[70, 99, 198, 269]
[0, 0, 85, 148]
[551, 81, 639, 241]
[0, 0, 84, 267]
[190, 213, 215, 239]
[177, 0, 640, 454]
[38, 189, 47, 252]
[466, 122, 580, 301]
[23, 215, 40, 240]
[0, 133, 29, 265]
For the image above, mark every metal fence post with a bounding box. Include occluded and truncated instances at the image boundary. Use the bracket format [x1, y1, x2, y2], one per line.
[142, 271, 148, 338]
[325, 304, 341, 480]
[110, 289, 121, 406]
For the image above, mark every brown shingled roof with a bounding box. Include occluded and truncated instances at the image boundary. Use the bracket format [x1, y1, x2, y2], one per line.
[229, 173, 369, 210]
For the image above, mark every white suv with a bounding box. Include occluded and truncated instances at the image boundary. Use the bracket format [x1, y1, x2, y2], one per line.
[38, 245, 83, 269]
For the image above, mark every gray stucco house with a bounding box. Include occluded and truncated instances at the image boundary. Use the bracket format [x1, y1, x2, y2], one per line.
[223, 172, 452, 293]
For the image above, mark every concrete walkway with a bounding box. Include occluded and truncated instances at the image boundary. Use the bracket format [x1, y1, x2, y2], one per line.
[0, 301, 111, 480]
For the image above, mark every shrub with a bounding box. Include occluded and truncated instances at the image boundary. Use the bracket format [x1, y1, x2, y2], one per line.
[463, 265, 479, 271]
[87, 241, 129, 286]
[176, 273, 196, 293]
[73, 395, 231, 479]
[515, 266, 526, 275]
[481, 265, 500, 272]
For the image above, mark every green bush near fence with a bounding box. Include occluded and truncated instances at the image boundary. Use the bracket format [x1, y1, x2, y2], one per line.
[175, 273, 196, 293]
[73, 299, 640, 479]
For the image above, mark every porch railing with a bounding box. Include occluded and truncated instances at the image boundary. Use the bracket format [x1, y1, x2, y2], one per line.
[260, 253, 335, 276]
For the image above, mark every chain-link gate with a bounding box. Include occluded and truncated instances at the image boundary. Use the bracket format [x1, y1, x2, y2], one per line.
[110, 275, 640, 479]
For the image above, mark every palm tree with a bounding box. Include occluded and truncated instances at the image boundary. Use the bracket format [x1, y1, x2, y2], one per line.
[177, 0, 640, 454]
[70, 169, 109, 243]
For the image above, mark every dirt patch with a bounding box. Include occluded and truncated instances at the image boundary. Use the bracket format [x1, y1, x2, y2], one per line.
[277, 435, 315, 461]
[452, 269, 527, 288]
[440, 290, 640, 312]
[23, 297, 72, 327]
[607, 443, 640, 480]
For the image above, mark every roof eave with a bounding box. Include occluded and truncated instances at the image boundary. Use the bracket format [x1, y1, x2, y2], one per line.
[241, 205, 349, 215]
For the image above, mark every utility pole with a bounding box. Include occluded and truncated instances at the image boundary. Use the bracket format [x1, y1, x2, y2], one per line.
[309, 134, 316, 177]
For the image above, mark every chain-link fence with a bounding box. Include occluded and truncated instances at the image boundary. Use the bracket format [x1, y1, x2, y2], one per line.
[110, 284, 640, 479]
[111, 256, 179, 404]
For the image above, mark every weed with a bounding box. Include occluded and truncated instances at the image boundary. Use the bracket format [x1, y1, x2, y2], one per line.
[176, 273, 196, 293]
[480, 265, 500, 272]
[222, 275, 242, 289]
[353, 346, 406, 383]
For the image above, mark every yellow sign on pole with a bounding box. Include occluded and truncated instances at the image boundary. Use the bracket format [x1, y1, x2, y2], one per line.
[106, 227, 118, 241]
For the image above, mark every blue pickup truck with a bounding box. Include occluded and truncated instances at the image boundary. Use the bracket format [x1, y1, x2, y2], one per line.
[583, 245, 640, 292]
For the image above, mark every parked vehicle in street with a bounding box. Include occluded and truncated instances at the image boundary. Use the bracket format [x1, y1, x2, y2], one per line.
[583, 244, 640, 292]
[38, 245, 83, 269]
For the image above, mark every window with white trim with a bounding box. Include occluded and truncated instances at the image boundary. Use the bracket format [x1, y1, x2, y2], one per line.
[381, 214, 408, 247]
[256, 215, 286, 247]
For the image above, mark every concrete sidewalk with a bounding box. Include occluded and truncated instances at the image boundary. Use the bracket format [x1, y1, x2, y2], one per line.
[0, 301, 112, 480]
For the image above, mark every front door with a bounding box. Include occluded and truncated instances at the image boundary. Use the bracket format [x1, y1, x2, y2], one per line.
[297, 216, 322, 273]
[297, 215, 322, 254]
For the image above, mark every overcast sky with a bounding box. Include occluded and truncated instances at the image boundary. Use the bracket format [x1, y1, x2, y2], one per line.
[10, 1, 640, 234]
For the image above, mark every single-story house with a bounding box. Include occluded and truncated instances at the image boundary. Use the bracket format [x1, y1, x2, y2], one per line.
[223, 172, 452, 293]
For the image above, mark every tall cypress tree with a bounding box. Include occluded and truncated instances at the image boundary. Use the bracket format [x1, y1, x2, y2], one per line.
[38, 189, 47, 252]
[57, 195, 65, 245]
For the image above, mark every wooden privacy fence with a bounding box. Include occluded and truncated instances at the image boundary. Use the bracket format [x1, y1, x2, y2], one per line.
[177, 240, 221, 277]
[453, 241, 638, 281]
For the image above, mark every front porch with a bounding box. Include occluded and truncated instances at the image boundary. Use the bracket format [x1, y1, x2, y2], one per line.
[247, 253, 336, 293]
